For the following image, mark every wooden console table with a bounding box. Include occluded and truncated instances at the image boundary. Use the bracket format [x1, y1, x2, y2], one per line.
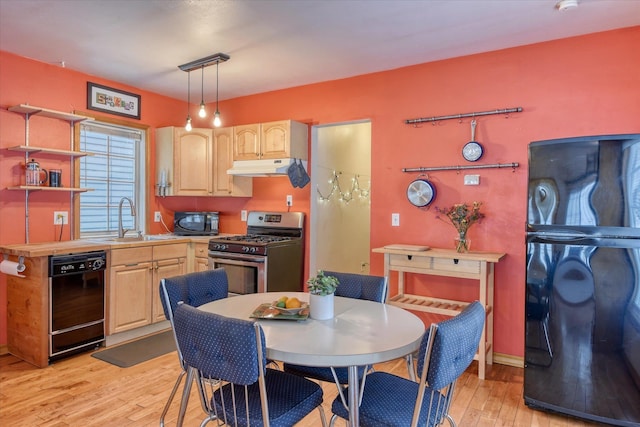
[373, 245, 505, 379]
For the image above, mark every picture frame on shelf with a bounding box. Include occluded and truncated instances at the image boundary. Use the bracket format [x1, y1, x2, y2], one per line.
[87, 82, 141, 119]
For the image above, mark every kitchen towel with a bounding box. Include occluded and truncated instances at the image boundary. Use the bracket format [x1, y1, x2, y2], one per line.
[296, 159, 310, 188]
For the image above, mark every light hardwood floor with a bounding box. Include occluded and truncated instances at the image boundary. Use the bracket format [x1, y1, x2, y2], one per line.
[0, 348, 602, 426]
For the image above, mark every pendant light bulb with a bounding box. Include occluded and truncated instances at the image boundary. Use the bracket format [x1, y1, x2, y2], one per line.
[198, 66, 206, 118]
[212, 60, 222, 127]
[185, 71, 192, 131]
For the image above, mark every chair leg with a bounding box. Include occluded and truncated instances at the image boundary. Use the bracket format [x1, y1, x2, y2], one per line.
[329, 413, 339, 427]
[159, 369, 186, 427]
[317, 405, 328, 427]
[176, 367, 196, 427]
[406, 353, 416, 381]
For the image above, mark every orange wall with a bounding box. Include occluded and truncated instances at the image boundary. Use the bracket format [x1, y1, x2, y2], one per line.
[1, 27, 639, 358]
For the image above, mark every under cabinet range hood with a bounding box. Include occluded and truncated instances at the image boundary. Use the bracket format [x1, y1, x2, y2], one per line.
[227, 158, 307, 177]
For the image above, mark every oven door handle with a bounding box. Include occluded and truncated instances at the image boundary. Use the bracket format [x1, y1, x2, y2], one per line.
[209, 254, 266, 264]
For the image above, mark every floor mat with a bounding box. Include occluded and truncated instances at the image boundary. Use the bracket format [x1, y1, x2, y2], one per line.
[91, 330, 176, 368]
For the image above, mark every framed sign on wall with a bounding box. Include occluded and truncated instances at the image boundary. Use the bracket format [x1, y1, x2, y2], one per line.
[87, 82, 141, 119]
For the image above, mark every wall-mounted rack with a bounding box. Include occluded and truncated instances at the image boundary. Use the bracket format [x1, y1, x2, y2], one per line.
[405, 107, 522, 125]
[402, 162, 519, 173]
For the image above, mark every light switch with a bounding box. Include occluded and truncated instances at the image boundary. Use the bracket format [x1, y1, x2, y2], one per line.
[391, 213, 400, 226]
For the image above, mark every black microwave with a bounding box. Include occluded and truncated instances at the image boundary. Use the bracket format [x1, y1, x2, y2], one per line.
[173, 211, 219, 236]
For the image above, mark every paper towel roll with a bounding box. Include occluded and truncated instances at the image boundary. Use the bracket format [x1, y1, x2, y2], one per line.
[0, 260, 26, 277]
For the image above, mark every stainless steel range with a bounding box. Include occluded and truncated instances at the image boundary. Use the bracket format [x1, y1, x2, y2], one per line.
[208, 211, 304, 294]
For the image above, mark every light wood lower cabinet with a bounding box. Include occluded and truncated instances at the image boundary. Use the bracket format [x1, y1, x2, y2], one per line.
[151, 245, 187, 323]
[109, 243, 187, 334]
[193, 242, 209, 272]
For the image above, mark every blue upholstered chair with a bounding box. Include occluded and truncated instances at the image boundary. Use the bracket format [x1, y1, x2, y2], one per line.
[158, 268, 229, 427]
[173, 303, 328, 427]
[283, 271, 388, 385]
[331, 301, 485, 427]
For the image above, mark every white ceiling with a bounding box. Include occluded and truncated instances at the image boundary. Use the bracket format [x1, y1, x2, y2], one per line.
[1, 0, 639, 103]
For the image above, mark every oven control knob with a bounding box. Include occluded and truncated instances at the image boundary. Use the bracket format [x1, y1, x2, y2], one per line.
[242, 246, 250, 253]
[91, 258, 105, 270]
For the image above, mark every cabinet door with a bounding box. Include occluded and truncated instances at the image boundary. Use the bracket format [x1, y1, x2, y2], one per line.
[174, 128, 213, 195]
[213, 127, 235, 195]
[233, 124, 260, 161]
[214, 127, 253, 197]
[195, 257, 209, 272]
[260, 120, 291, 159]
[152, 257, 186, 323]
[193, 243, 210, 272]
[109, 262, 153, 334]
[261, 120, 308, 160]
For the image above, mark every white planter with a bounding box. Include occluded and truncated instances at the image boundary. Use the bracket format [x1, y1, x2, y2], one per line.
[309, 293, 334, 320]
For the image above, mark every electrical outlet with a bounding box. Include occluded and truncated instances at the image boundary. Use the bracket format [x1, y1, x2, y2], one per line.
[54, 211, 68, 225]
[464, 174, 480, 185]
[391, 213, 400, 227]
[154, 211, 162, 222]
[241, 210, 248, 221]
[286, 195, 293, 206]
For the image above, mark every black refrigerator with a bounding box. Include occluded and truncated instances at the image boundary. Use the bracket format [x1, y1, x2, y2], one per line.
[525, 134, 640, 426]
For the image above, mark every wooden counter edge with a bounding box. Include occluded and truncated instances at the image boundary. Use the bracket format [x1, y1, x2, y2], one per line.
[0, 235, 230, 258]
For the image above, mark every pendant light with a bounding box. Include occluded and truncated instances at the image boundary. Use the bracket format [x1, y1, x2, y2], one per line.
[185, 71, 192, 131]
[198, 65, 206, 118]
[213, 60, 222, 127]
[178, 52, 230, 129]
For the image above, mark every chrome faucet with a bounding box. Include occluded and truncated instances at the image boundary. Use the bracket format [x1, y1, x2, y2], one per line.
[118, 197, 137, 238]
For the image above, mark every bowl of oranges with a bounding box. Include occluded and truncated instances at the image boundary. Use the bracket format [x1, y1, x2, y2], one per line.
[271, 295, 308, 315]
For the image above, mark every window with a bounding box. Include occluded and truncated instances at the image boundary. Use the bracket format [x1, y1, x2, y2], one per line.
[79, 121, 146, 238]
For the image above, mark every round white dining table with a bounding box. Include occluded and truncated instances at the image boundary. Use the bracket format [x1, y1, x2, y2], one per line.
[198, 291, 425, 427]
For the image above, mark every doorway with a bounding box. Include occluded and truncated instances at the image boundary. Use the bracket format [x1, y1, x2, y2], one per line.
[310, 120, 371, 274]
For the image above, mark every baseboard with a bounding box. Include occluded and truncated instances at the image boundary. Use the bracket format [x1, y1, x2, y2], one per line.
[494, 352, 524, 368]
[0, 344, 8, 356]
[105, 321, 170, 347]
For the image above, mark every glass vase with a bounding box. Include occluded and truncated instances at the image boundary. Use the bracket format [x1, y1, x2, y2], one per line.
[454, 231, 470, 253]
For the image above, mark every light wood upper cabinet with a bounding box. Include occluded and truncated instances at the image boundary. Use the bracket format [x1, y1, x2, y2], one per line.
[156, 126, 251, 197]
[213, 127, 252, 196]
[156, 127, 213, 196]
[233, 120, 308, 161]
[233, 124, 261, 161]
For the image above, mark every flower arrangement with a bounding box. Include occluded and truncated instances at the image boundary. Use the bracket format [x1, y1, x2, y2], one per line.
[435, 202, 485, 252]
[307, 270, 339, 296]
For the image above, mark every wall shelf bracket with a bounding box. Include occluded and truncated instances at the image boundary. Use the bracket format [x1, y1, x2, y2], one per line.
[402, 162, 519, 173]
[405, 107, 522, 125]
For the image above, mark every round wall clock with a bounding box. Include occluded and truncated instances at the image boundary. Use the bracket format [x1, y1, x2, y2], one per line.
[462, 141, 484, 162]
[407, 179, 436, 207]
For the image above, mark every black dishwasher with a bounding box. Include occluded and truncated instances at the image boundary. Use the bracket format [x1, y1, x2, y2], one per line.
[49, 251, 106, 361]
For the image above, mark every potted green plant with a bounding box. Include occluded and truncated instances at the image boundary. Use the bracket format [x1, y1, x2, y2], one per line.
[307, 270, 339, 319]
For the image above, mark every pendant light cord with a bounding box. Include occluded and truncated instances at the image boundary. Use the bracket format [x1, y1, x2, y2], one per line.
[216, 61, 219, 112]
